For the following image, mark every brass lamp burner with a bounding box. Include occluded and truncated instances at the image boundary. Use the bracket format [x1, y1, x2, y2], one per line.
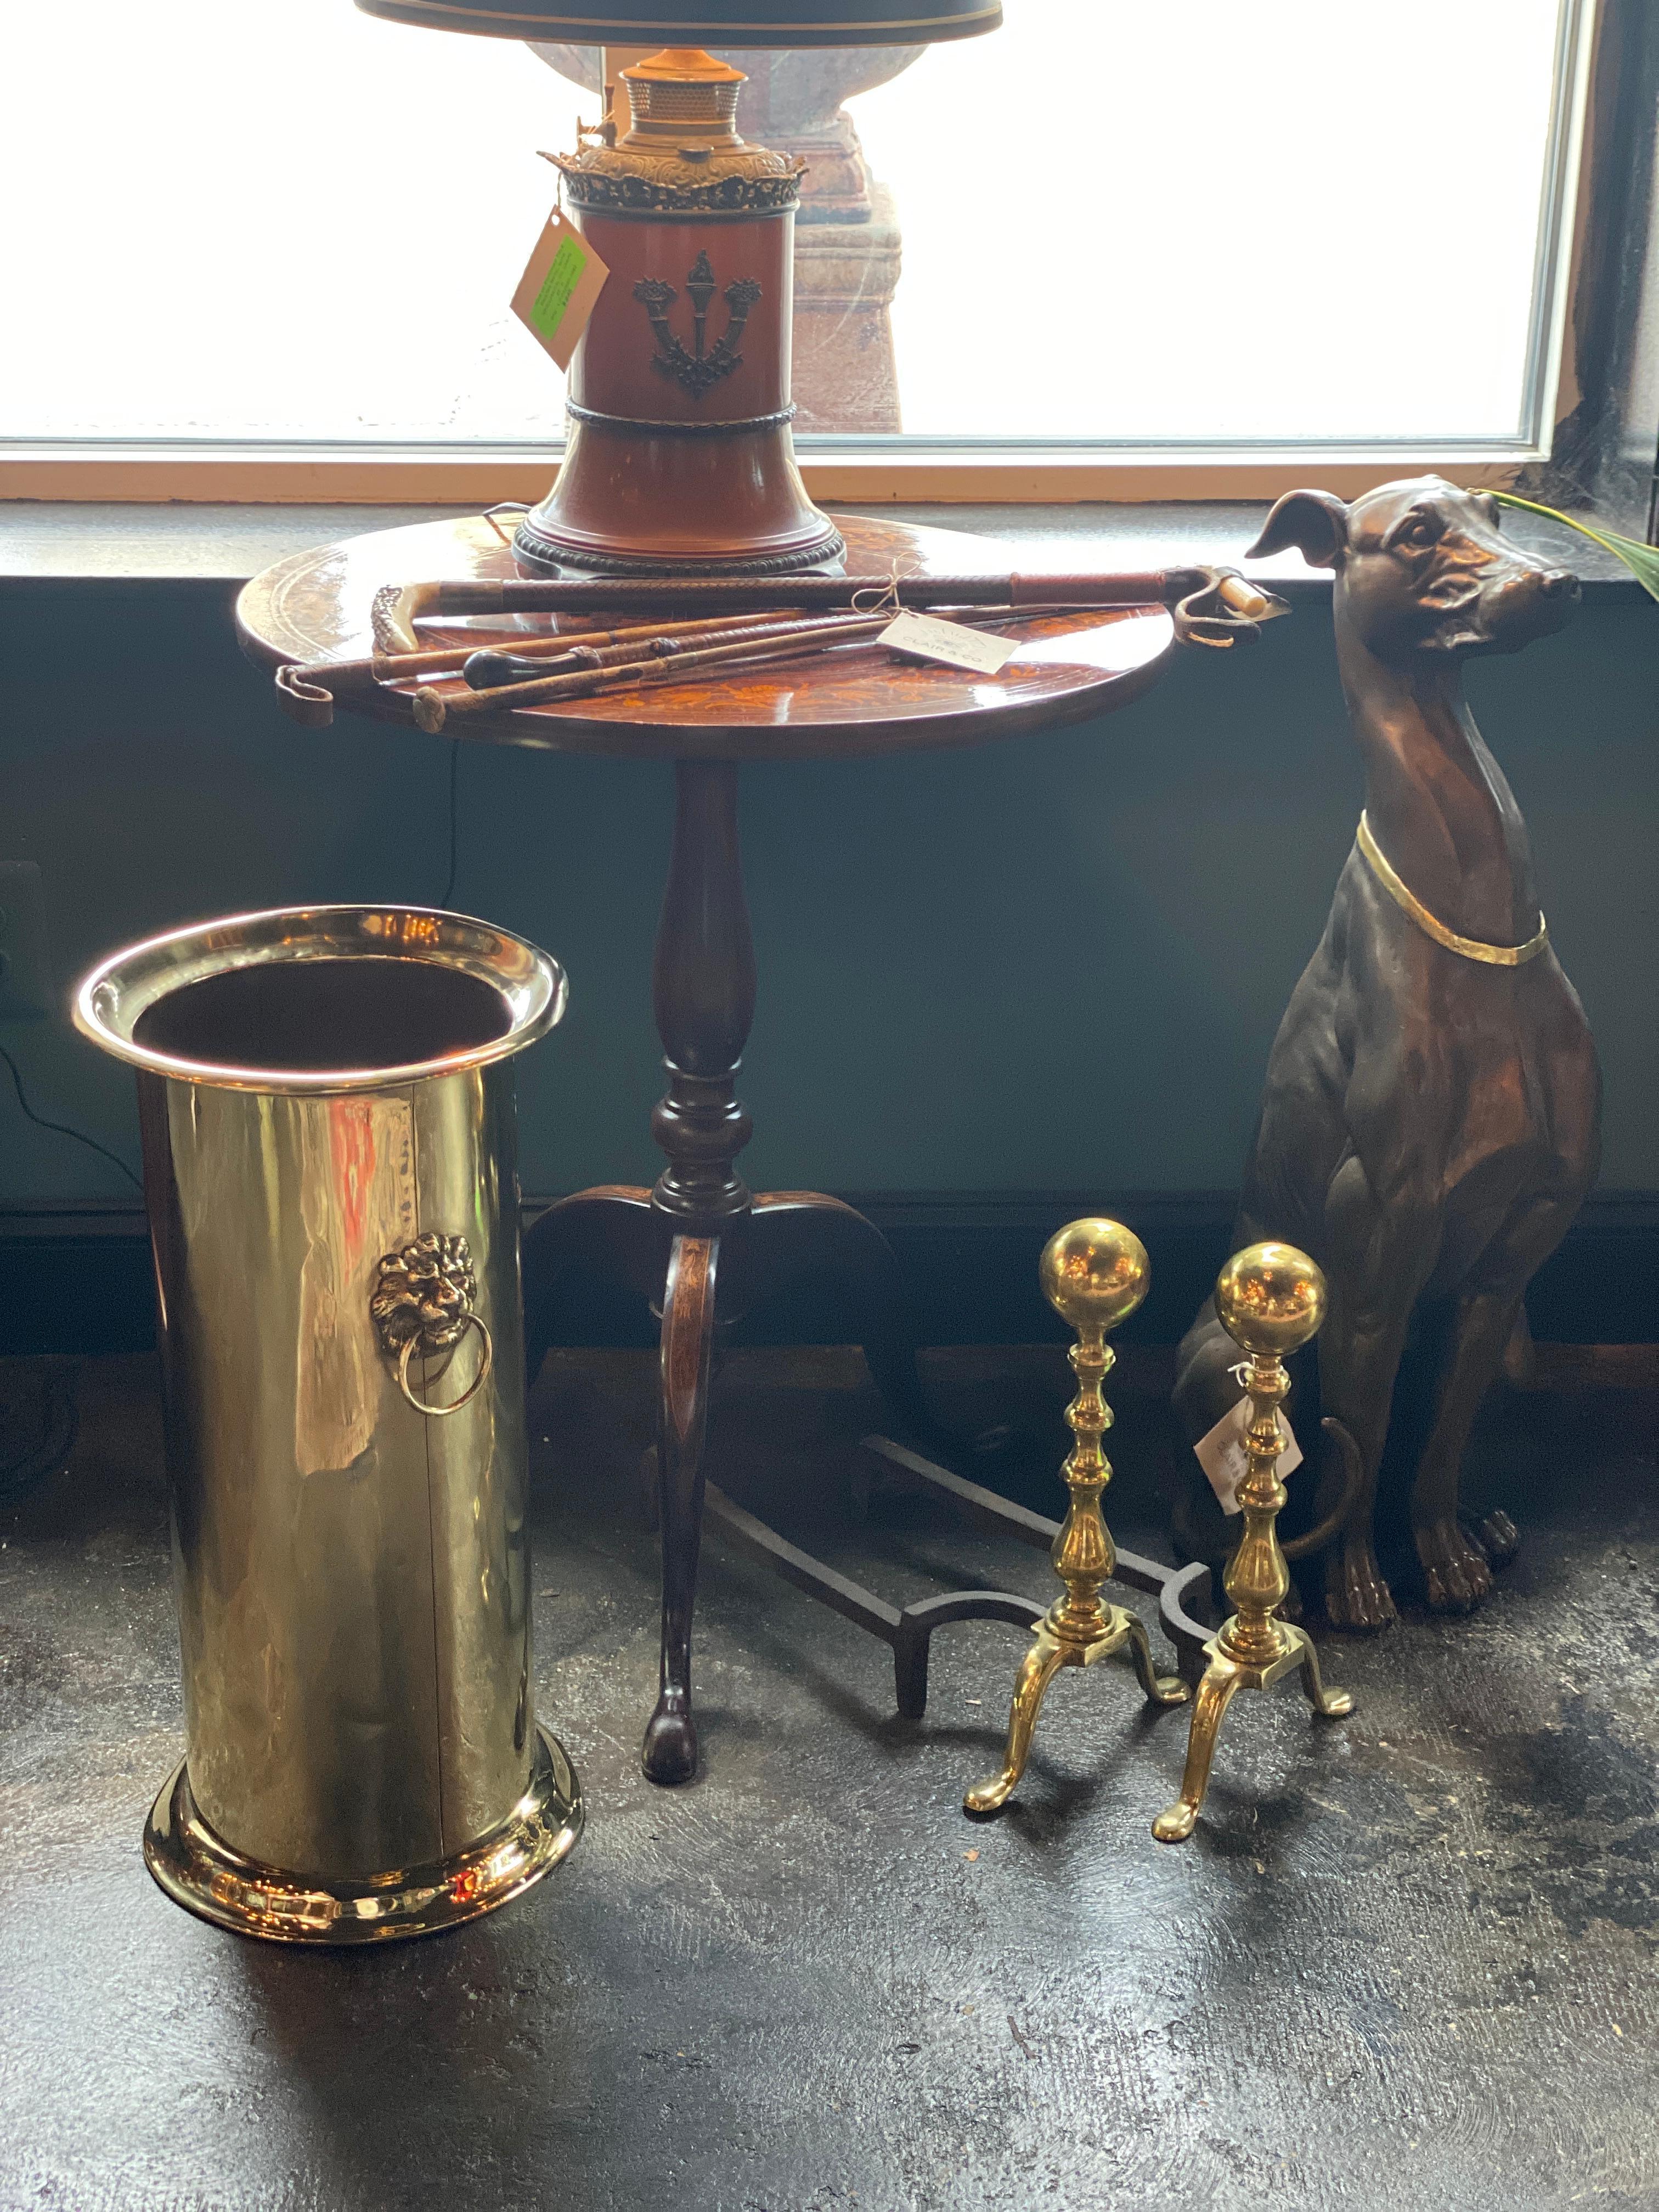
[618, 48, 745, 149]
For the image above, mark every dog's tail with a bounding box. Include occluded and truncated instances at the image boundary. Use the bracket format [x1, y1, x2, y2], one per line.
[1280, 1418, 1363, 1559]
[1170, 1263, 1358, 1575]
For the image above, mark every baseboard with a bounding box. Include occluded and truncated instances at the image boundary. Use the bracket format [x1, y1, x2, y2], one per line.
[2, 1190, 1654, 1359]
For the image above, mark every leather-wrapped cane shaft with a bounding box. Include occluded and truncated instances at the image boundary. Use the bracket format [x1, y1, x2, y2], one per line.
[368, 567, 1269, 655]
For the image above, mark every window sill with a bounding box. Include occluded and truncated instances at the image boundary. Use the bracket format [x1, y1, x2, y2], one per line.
[0, 445, 1542, 513]
[0, 496, 1641, 593]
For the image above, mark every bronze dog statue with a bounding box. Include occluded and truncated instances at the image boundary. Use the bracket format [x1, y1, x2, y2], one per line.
[1172, 476, 1601, 1629]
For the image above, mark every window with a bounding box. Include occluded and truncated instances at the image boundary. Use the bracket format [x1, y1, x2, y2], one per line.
[853, 0, 1579, 447]
[1, 0, 1595, 495]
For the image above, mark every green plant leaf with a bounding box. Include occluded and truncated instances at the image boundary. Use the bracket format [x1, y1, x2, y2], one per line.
[1482, 488, 1659, 604]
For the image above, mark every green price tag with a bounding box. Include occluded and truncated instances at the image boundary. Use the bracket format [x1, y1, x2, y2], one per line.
[528, 236, 588, 344]
[512, 214, 610, 369]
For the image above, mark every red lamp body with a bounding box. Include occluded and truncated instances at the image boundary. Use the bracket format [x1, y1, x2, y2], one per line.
[518, 138, 843, 574]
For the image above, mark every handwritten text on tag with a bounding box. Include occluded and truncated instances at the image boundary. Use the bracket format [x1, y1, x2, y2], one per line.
[512, 213, 610, 371]
[1193, 1400, 1302, 1516]
[878, 610, 1017, 675]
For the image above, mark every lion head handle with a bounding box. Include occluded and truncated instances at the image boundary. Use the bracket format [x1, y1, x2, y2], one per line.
[371, 1233, 478, 1361]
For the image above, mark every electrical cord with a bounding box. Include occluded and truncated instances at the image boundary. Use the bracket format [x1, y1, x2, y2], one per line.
[0, 1041, 143, 1193]
[0, 1360, 78, 1507]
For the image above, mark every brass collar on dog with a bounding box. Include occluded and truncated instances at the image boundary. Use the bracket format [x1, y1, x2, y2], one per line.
[1356, 813, 1549, 968]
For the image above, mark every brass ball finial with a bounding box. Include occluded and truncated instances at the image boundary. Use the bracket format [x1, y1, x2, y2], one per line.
[1214, 1240, 1326, 1358]
[1040, 1219, 1150, 1337]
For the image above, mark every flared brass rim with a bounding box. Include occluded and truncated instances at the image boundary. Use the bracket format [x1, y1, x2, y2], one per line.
[143, 1726, 582, 1944]
[74, 904, 567, 1095]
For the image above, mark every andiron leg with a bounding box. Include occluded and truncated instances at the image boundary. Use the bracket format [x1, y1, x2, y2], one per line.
[963, 1629, 1069, 1816]
[1150, 1658, 1245, 1844]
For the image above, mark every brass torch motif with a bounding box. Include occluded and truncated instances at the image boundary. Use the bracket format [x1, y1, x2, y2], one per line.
[964, 1220, 1188, 1816]
[1153, 1242, 1353, 1843]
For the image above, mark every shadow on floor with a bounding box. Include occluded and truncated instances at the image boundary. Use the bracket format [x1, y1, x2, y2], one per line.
[1, 1348, 1657, 2210]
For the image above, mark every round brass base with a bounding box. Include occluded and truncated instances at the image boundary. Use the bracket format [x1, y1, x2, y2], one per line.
[512, 513, 847, 580]
[143, 1726, 582, 1945]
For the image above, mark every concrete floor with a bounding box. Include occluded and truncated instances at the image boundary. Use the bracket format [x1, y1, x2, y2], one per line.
[2, 1348, 1657, 2212]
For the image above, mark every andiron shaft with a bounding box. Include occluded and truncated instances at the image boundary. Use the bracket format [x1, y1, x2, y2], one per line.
[1153, 1242, 1353, 1843]
[965, 1220, 1187, 1818]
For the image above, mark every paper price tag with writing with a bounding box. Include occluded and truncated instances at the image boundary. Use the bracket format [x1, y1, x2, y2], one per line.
[511, 212, 610, 371]
[1193, 1401, 1302, 1516]
[878, 610, 1017, 675]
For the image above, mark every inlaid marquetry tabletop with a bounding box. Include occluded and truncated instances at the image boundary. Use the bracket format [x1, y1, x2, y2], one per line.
[235, 512, 1175, 762]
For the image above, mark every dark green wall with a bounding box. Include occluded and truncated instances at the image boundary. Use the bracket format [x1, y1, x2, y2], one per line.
[3, 577, 1655, 1204]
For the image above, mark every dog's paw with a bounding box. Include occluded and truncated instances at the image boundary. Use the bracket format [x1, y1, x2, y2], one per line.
[1417, 1519, 1494, 1613]
[1468, 1508, 1520, 1566]
[1323, 1544, 1397, 1633]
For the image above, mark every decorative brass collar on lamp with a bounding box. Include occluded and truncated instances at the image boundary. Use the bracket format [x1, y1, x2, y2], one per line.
[356, 0, 1002, 575]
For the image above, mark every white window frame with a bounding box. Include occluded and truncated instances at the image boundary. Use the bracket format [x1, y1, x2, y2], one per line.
[0, 0, 1600, 506]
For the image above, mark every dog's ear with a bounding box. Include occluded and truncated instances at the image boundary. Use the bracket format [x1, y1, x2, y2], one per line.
[1246, 489, 1350, 571]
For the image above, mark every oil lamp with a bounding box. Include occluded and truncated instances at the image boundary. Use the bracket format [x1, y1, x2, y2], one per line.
[355, 1, 1002, 574]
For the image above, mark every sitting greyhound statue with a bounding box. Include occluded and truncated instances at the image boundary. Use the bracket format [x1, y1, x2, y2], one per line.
[1172, 477, 1601, 1629]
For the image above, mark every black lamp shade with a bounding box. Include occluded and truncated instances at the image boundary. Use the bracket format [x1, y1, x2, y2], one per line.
[354, 0, 1000, 47]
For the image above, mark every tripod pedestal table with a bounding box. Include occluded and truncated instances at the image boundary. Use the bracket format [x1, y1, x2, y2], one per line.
[237, 510, 1181, 1784]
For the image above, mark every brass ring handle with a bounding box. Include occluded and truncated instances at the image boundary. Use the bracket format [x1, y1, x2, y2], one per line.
[394, 1310, 493, 1419]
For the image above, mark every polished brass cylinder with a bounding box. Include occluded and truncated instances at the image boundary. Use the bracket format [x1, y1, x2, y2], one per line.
[75, 906, 582, 1942]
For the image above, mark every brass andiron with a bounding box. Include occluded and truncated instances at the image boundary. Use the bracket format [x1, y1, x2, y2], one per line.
[1153, 1242, 1353, 1843]
[964, 1220, 1188, 1816]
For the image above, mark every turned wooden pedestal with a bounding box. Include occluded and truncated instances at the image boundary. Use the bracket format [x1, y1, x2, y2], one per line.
[238, 510, 1182, 1785]
[520, 751, 946, 1779]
